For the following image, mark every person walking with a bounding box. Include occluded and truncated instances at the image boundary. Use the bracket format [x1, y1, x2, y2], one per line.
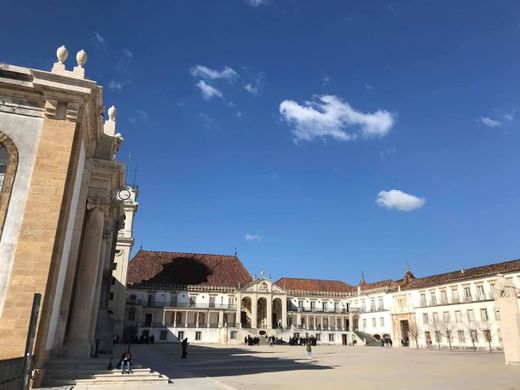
[181, 337, 189, 359]
[306, 343, 312, 359]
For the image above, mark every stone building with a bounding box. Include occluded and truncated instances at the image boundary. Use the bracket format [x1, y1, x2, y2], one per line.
[0, 46, 131, 382]
[124, 249, 520, 351]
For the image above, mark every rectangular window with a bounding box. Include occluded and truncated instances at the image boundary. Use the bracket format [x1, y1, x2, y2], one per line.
[230, 331, 237, 339]
[294, 332, 300, 339]
[483, 329, 491, 342]
[372, 318, 376, 327]
[489, 284, 496, 298]
[464, 287, 472, 302]
[370, 299, 376, 311]
[422, 313, 429, 324]
[310, 301, 315, 310]
[229, 297, 236, 306]
[434, 331, 441, 342]
[430, 292, 437, 305]
[480, 308, 488, 321]
[433, 312, 439, 323]
[209, 296, 216, 308]
[477, 285, 485, 300]
[452, 289, 460, 303]
[109, 292, 114, 301]
[458, 330, 465, 343]
[362, 319, 367, 329]
[189, 296, 196, 306]
[160, 330, 168, 340]
[440, 290, 448, 304]
[378, 299, 384, 311]
[380, 317, 384, 327]
[443, 312, 450, 322]
[195, 331, 202, 341]
[112, 262, 117, 271]
[420, 293, 427, 306]
[111, 277, 116, 285]
[467, 309, 475, 322]
[470, 329, 478, 342]
[495, 310, 501, 320]
[298, 300, 304, 308]
[178, 331, 184, 341]
[316, 333, 321, 342]
[455, 311, 462, 323]
[329, 333, 335, 342]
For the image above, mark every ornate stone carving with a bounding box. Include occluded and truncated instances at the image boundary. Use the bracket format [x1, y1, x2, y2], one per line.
[76, 50, 87, 67]
[57, 45, 68, 64]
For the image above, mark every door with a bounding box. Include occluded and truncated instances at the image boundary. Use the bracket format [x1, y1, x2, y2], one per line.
[342, 334, 347, 346]
[145, 313, 152, 326]
[400, 320, 410, 346]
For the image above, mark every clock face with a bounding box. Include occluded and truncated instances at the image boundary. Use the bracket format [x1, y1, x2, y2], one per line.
[119, 189, 131, 200]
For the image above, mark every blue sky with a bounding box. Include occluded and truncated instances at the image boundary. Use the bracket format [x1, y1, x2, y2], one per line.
[3, 0, 520, 284]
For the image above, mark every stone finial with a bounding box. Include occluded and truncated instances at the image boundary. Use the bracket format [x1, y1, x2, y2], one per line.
[56, 45, 68, 64]
[108, 105, 116, 121]
[76, 49, 88, 67]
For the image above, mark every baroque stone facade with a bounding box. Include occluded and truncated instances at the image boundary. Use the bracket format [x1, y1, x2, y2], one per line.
[0, 47, 130, 383]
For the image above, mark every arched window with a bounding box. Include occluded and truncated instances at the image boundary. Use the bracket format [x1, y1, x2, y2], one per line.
[0, 132, 18, 238]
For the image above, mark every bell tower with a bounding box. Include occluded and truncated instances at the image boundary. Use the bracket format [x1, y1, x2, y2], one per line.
[109, 185, 139, 336]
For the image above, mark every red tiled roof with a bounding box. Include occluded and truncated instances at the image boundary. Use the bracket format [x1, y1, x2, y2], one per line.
[275, 277, 353, 293]
[359, 279, 399, 291]
[401, 258, 520, 290]
[127, 250, 253, 288]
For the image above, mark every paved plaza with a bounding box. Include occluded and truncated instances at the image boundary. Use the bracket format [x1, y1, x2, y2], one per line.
[73, 343, 520, 390]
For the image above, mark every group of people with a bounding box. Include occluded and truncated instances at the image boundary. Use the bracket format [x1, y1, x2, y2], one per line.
[380, 338, 393, 347]
[288, 335, 317, 346]
[244, 335, 261, 346]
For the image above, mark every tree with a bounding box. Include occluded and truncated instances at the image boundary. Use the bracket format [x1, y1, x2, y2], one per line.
[438, 318, 457, 351]
[463, 318, 479, 351]
[479, 319, 495, 353]
[407, 317, 423, 349]
[430, 317, 444, 350]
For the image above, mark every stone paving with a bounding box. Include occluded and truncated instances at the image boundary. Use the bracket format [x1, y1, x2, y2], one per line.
[48, 343, 520, 389]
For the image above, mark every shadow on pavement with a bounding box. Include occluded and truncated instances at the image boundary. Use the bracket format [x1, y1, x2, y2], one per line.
[126, 343, 334, 380]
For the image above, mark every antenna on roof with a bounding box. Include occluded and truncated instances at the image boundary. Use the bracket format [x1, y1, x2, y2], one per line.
[132, 163, 138, 187]
[234, 247, 237, 257]
[126, 150, 131, 183]
[406, 262, 411, 272]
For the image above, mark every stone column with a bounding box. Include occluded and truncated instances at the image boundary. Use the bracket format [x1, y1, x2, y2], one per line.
[267, 297, 273, 329]
[282, 298, 288, 329]
[296, 312, 301, 328]
[184, 312, 188, 327]
[320, 316, 324, 330]
[218, 311, 224, 327]
[349, 313, 353, 331]
[236, 293, 242, 328]
[162, 310, 166, 326]
[196, 312, 199, 328]
[328, 316, 331, 330]
[496, 295, 520, 365]
[173, 311, 177, 327]
[207, 311, 210, 328]
[251, 295, 258, 329]
[66, 203, 106, 357]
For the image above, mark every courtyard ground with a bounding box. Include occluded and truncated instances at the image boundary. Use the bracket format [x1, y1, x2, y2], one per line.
[67, 343, 520, 390]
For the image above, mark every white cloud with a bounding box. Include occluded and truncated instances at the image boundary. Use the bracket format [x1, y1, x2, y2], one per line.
[365, 84, 373, 91]
[244, 83, 259, 95]
[108, 80, 123, 90]
[196, 80, 223, 100]
[245, 0, 265, 6]
[136, 109, 149, 119]
[480, 117, 502, 128]
[376, 189, 425, 211]
[94, 31, 105, 45]
[123, 48, 133, 59]
[245, 234, 261, 241]
[279, 95, 395, 142]
[322, 76, 330, 86]
[190, 65, 238, 81]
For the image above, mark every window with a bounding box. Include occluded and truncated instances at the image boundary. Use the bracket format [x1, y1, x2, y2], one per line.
[209, 296, 216, 308]
[329, 333, 335, 342]
[443, 312, 450, 322]
[370, 299, 376, 311]
[310, 301, 315, 310]
[477, 285, 485, 300]
[298, 300, 304, 308]
[111, 277, 116, 285]
[380, 317, 384, 327]
[316, 333, 321, 342]
[109, 292, 114, 301]
[495, 310, 501, 320]
[378, 299, 384, 311]
[497, 329, 502, 343]
[129, 294, 136, 301]
[464, 287, 472, 302]
[190, 296, 196, 306]
[480, 308, 488, 321]
[362, 319, 367, 329]
[432, 312, 439, 323]
[229, 297, 236, 306]
[160, 330, 168, 340]
[455, 311, 462, 323]
[430, 291, 437, 305]
[112, 262, 117, 271]
[362, 300, 367, 312]
[452, 289, 460, 303]
[470, 330, 478, 342]
[458, 330, 465, 343]
[195, 331, 202, 341]
[294, 332, 300, 339]
[440, 290, 448, 304]
[178, 331, 184, 341]
[422, 313, 429, 324]
[483, 330, 492, 342]
[467, 309, 475, 322]
[489, 284, 496, 298]
[230, 331, 237, 339]
[127, 309, 135, 321]
[434, 331, 441, 342]
[420, 293, 427, 306]
[372, 318, 376, 327]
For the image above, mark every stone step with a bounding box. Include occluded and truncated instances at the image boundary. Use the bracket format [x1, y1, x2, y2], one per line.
[43, 373, 170, 387]
[44, 368, 152, 378]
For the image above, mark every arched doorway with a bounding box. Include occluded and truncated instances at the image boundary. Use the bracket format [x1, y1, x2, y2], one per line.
[352, 315, 360, 331]
[241, 297, 252, 328]
[257, 298, 267, 328]
[272, 298, 283, 328]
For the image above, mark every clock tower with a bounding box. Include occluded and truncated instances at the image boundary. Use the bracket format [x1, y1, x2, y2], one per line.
[110, 185, 139, 337]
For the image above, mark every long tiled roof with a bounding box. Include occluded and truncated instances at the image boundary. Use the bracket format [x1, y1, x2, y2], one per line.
[127, 250, 253, 289]
[275, 277, 353, 293]
[401, 258, 520, 290]
[359, 279, 399, 292]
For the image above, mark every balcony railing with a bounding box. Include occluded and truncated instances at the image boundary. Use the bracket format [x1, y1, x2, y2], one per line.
[138, 321, 230, 328]
[288, 307, 349, 314]
[128, 299, 237, 310]
[419, 293, 494, 307]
